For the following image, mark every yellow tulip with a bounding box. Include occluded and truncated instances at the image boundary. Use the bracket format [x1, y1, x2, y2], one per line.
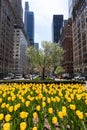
[48, 108, 53, 114]
[58, 111, 63, 119]
[47, 97, 51, 104]
[0, 113, 4, 120]
[36, 105, 40, 111]
[76, 110, 83, 120]
[0, 98, 2, 103]
[52, 116, 58, 124]
[70, 104, 76, 110]
[5, 114, 11, 122]
[8, 106, 13, 112]
[33, 112, 38, 119]
[20, 122, 27, 130]
[85, 99, 87, 104]
[25, 101, 30, 107]
[42, 101, 46, 107]
[1, 103, 6, 108]
[3, 123, 10, 130]
[32, 126, 37, 130]
[20, 112, 28, 119]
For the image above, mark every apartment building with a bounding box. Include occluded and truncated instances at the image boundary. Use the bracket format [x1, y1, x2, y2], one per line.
[72, 0, 87, 74]
[13, 29, 28, 74]
[9, 0, 23, 28]
[0, 0, 15, 75]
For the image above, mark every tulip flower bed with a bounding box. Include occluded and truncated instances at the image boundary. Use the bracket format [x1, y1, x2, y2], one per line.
[0, 83, 87, 130]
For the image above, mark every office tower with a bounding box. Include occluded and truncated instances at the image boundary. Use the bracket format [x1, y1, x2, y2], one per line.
[52, 15, 63, 43]
[10, 0, 29, 74]
[0, 0, 15, 75]
[60, 18, 73, 76]
[24, 2, 34, 46]
[69, 0, 87, 74]
[13, 29, 28, 74]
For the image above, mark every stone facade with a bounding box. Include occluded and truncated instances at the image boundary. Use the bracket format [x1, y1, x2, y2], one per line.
[72, 0, 87, 74]
[0, 0, 15, 75]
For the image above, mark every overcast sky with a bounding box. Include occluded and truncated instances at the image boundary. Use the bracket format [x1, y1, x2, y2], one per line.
[22, 0, 68, 47]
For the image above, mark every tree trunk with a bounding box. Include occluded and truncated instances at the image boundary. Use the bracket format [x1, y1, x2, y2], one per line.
[42, 67, 45, 80]
[31, 65, 33, 80]
[53, 66, 57, 75]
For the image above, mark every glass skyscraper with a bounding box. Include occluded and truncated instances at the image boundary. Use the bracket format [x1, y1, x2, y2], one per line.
[52, 15, 63, 43]
[24, 2, 34, 46]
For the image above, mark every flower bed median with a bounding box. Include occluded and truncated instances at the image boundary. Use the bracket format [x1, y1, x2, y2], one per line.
[0, 83, 87, 130]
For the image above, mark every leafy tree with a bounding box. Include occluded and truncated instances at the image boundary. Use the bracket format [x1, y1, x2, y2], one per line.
[54, 66, 64, 75]
[26, 41, 64, 79]
[25, 46, 37, 79]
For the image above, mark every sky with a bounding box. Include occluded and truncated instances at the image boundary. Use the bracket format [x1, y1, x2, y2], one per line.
[22, 0, 68, 47]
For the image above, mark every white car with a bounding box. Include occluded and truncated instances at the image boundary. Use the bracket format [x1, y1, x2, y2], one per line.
[79, 76, 85, 81]
[3, 76, 12, 80]
[14, 74, 24, 80]
[3, 73, 14, 80]
[74, 76, 80, 80]
[74, 75, 85, 81]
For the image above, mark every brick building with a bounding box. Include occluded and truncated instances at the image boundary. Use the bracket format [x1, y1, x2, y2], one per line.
[60, 18, 73, 76]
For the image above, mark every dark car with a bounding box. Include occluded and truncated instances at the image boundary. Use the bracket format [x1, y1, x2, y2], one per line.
[0, 73, 3, 80]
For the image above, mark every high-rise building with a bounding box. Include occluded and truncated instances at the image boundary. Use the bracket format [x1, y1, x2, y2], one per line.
[0, 0, 29, 77]
[0, 0, 15, 75]
[10, 0, 29, 74]
[52, 15, 63, 43]
[69, 0, 87, 74]
[9, 0, 23, 28]
[24, 2, 34, 46]
[60, 18, 73, 76]
[13, 29, 28, 74]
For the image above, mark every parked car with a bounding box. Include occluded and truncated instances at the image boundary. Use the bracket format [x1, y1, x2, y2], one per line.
[74, 76, 80, 80]
[3, 73, 14, 80]
[85, 75, 87, 80]
[79, 76, 85, 81]
[14, 74, 24, 80]
[74, 75, 85, 81]
[3, 76, 11, 80]
[0, 73, 3, 80]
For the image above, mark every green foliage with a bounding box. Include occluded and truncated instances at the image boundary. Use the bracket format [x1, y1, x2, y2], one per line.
[25, 45, 37, 66]
[26, 41, 64, 79]
[54, 66, 64, 75]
